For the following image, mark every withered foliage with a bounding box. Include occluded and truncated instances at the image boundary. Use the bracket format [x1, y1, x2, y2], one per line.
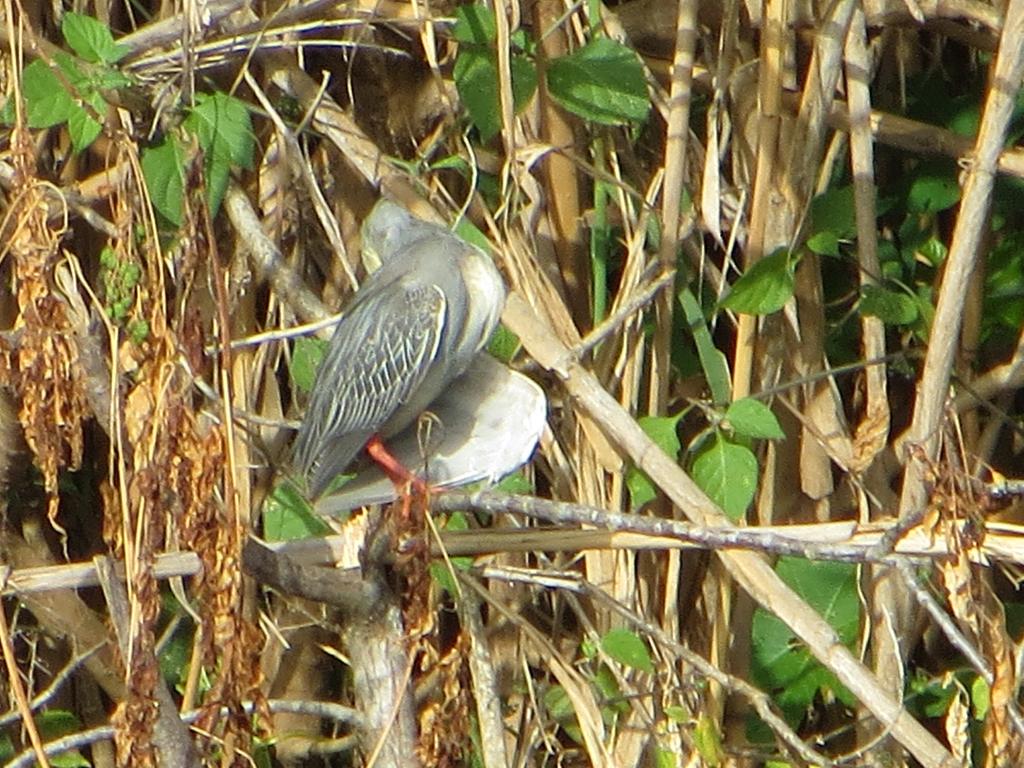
[3, 132, 88, 532]
[3, 1, 1024, 767]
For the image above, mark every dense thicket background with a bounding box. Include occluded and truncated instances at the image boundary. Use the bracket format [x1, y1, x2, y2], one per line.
[2, 0, 1024, 766]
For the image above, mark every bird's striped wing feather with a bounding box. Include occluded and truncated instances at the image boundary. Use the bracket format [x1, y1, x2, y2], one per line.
[294, 279, 445, 494]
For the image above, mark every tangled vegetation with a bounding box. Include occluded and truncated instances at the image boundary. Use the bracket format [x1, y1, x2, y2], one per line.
[2, 0, 1024, 766]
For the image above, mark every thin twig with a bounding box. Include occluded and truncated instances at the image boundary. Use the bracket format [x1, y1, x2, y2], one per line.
[0, 643, 104, 730]
[895, 560, 1024, 741]
[14, 510, 1024, 597]
[6, 699, 361, 768]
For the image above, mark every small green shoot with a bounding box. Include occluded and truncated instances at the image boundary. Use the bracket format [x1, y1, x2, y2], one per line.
[98, 246, 141, 323]
[5, 13, 133, 152]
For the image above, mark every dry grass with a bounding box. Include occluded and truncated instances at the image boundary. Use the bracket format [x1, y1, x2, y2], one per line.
[2, 0, 1024, 766]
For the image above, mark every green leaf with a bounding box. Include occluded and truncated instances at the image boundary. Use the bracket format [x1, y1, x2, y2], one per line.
[38, 708, 94, 765]
[97, 67, 133, 90]
[544, 684, 575, 721]
[779, 558, 860, 642]
[915, 284, 935, 329]
[21, 60, 75, 127]
[546, 37, 649, 125]
[654, 746, 679, 768]
[52, 750, 92, 768]
[452, 4, 537, 143]
[429, 154, 471, 174]
[593, 664, 627, 716]
[860, 284, 919, 325]
[37, 709, 82, 739]
[13, 712, 86, 765]
[808, 185, 895, 256]
[625, 467, 657, 511]
[487, 323, 520, 363]
[141, 137, 186, 226]
[693, 715, 725, 766]
[806, 230, 840, 257]
[543, 685, 584, 744]
[184, 92, 254, 215]
[678, 286, 731, 406]
[510, 54, 538, 115]
[907, 161, 961, 213]
[0, 735, 13, 764]
[918, 236, 948, 267]
[984, 232, 1024, 336]
[908, 672, 960, 718]
[626, 414, 682, 510]
[751, 559, 859, 720]
[51, 752, 91, 768]
[321, 472, 355, 497]
[453, 216, 490, 253]
[580, 636, 598, 659]
[719, 249, 795, 315]
[454, 49, 537, 141]
[263, 481, 332, 541]
[66, 91, 104, 152]
[429, 512, 474, 594]
[290, 336, 328, 394]
[601, 628, 654, 673]
[192, 92, 254, 169]
[53, 51, 88, 86]
[663, 705, 687, 723]
[494, 469, 534, 494]
[810, 185, 857, 240]
[691, 434, 757, 521]
[253, 741, 274, 768]
[454, 49, 502, 141]
[639, 414, 682, 458]
[724, 398, 784, 440]
[453, 3, 496, 44]
[158, 620, 193, 689]
[62, 12, 130, 64]
[971, 675, 990, 720]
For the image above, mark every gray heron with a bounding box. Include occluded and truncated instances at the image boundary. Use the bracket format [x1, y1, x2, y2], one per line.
[293, 199, 508, 499]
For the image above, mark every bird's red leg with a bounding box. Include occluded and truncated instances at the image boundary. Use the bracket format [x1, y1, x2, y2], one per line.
[365, 435, 431, 518]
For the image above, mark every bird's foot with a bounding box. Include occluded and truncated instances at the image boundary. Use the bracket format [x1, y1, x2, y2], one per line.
[366, 435, 434, 521]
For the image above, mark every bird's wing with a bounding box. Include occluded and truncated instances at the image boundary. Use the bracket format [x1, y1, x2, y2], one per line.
[293, 277, 446, 491]
[313, 358, 547, 516]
